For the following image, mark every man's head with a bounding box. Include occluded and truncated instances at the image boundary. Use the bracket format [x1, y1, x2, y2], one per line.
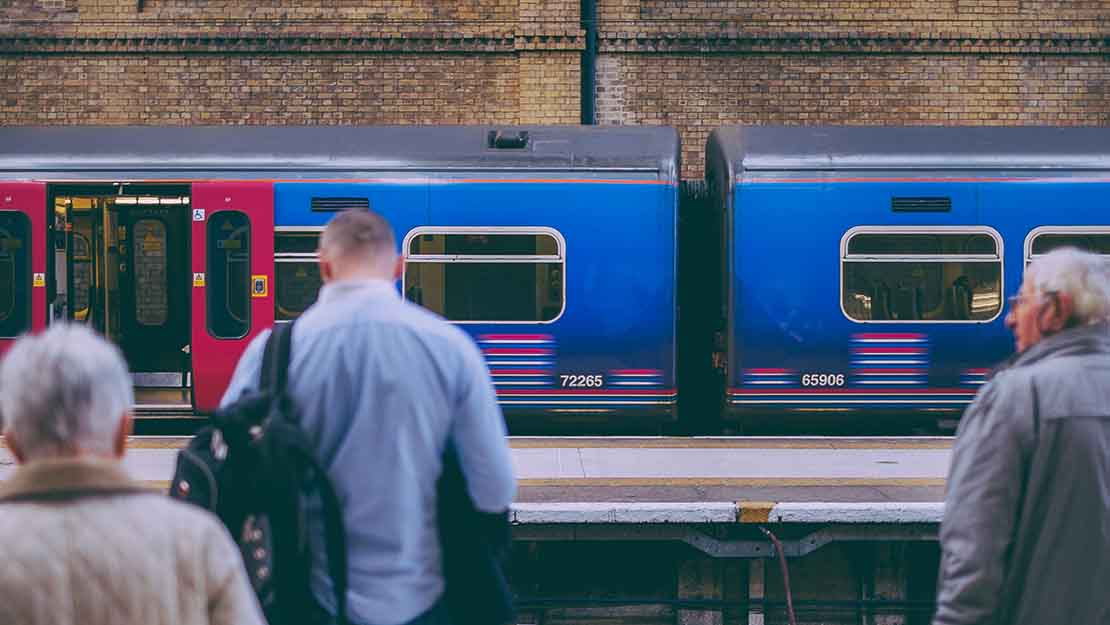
[318, 209, 399, 283]
[0, 325, 133, 463]
[1005, 247, 1110, 352]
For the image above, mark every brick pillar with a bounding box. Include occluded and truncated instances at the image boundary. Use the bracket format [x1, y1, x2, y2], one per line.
[747, 559, 766, 625]
[677, 555, 723, 625]
[870, 543, 910, 625]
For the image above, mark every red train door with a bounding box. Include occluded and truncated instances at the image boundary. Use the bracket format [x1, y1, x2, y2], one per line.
[0, 183, 47, 356]
[190, 182, 274, 412]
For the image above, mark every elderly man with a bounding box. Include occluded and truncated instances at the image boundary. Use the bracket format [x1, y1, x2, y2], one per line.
[0, 325, 264, 625]
[934, 247, 1110, 625]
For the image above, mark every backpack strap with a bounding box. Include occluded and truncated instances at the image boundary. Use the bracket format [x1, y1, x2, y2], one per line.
[259, 321, 295, 395]
[262, 323, 349, 624]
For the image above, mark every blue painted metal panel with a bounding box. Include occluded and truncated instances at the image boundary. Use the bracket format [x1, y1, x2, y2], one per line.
[726, 179, 1025, 417]
[427, 181, 678, 418]
[274, 181, 429, 253]
[274, 179, 678, 420]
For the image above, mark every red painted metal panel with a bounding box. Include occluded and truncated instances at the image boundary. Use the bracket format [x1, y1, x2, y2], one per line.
[0, 182, 47, 357]
[191, 182, 274, 412]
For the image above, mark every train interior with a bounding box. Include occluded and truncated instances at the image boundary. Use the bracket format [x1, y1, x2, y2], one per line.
[49, 184, 192, 412]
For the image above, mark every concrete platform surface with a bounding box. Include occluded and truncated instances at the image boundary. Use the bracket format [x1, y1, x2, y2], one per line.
[1, 436, 952, 524]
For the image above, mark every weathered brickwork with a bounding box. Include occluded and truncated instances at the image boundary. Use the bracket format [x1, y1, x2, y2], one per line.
[597, 53, 1110, 176]
[0, 55, 523, 125]
[518, 52, 580, 124]
[2, 0, 1108, 179]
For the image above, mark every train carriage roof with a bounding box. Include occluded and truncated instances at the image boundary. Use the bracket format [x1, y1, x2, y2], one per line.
[0, 125, 679, 182]
[708, 126, 1110, 177]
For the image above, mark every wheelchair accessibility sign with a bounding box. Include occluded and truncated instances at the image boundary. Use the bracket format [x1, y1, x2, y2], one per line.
[252, 275, 268, 298]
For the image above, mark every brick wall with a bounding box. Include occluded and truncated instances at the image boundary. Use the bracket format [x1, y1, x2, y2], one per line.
[2, 0, 1108, 178]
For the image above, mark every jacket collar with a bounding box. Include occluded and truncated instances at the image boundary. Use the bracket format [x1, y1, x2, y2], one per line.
[992, 321, 1110, 378]
[0, 456, 146, 503]
[318, 278, 398, 304]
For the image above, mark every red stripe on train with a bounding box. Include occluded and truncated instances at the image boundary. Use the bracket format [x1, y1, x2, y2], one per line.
[730, 388, 976, 395]
[852, 333, 927, 340]
[497, 389, 677, 396]
[852, 347, 926, 354]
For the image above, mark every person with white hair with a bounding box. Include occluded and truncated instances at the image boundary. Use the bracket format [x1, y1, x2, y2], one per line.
[0, 325, 264, 625]
[934, 247, 1110, 625]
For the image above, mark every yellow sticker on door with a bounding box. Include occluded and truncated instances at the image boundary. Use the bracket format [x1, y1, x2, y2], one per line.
[193, 272, 205, 287]
[32, 273, 45, 287]
[251, 275, 268, 298]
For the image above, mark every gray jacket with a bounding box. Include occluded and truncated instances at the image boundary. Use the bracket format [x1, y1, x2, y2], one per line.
[934, 322, 1110, 625]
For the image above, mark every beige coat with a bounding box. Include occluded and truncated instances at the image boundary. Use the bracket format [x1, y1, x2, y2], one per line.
[0, 456, 265, 625]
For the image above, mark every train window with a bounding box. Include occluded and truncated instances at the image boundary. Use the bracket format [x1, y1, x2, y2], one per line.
[409, 233, 559, 257]
[132, 218, 168, 326]
[207, 211, 250, 338]
[0, 212, 30, 337]
[274, 230, 323, 321]
[1027, 229, 1110, 262]
[842, 229, 1003, 323]
[71, 232, 92, 319]
[404, 229, 565, 323]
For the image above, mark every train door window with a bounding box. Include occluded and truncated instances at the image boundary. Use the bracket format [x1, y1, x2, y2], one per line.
[1026, 228, 1110, 265]
[403, 228, 565, 323]
[71, 232, 92, 320]
[0, 212, 30, 337]
[841, 228, 1003, 323]
[275, 229, 323, 321]
[207, 211, 250, 338]
[132, 218, 168, 326]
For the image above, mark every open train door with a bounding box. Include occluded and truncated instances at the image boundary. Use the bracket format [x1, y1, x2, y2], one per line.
[191, 182, 274, 412]
[0, 183, 47, 356]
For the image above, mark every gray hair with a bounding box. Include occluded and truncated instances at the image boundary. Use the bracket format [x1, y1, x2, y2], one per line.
[1026, 247, 1110, 326]
[319, 209, 397, 270]
[0, 325, 132, 459]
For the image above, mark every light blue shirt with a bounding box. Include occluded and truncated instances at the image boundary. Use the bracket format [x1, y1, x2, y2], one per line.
[221, 279, 516, 625]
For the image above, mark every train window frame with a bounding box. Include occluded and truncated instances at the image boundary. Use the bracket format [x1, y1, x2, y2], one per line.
[1024, 226, 1110, 265]
[401, 226, 567, 325]
[274, 226, 324, 323]
[839, 225, 1005, 325]
[206, 210, 251, 340]
[0, 211, 31, 338]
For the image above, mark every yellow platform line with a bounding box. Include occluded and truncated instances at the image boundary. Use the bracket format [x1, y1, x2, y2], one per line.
[737, 501, 777, 523]
[518, 477, 945, 488]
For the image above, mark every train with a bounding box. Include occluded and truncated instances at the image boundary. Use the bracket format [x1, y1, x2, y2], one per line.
[0, 125, 1107, 430]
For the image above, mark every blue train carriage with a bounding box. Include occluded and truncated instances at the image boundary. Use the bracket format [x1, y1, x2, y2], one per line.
[274, 126, 681, 424]
[0, 125, 678, 425]
[706, 126, 1110, 425]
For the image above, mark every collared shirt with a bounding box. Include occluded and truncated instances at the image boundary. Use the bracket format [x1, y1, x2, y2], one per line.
[221, 279, 516, 625]
[0, 456, 264, 625]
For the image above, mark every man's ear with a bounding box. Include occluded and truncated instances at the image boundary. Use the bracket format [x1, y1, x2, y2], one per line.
[6, 434, 25, 463]
[393, 255, 404, 281]
[1053, 292, 1077, 330]
[113, 412, 133, 458]
[319, 255, 335, 283]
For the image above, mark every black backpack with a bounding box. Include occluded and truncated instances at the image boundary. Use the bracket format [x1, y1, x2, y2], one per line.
[169, 322, 348, 625]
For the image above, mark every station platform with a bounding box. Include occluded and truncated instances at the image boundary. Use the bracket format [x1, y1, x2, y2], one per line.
[0, 436, 949, 527]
